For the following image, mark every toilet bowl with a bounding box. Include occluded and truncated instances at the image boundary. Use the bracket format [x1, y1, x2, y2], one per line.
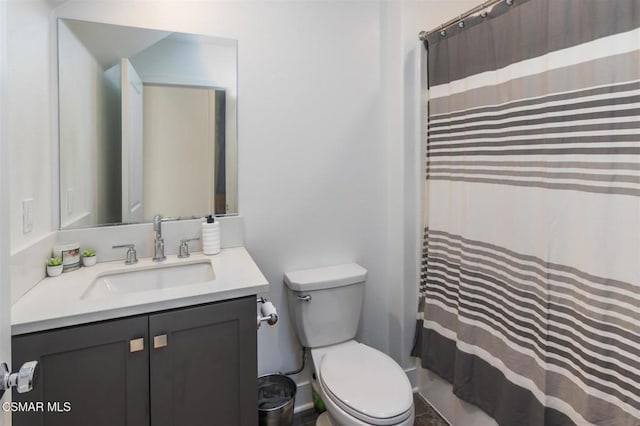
[284, 264, 415, 426]
[312, 341, 414, 426]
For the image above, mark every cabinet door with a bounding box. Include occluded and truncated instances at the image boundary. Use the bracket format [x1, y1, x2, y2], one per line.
[12, 316, 149, 426]
[149, 297, 257, 426]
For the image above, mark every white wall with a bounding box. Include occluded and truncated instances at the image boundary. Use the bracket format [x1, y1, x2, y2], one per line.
[7, 0, 481, 413]
[7, 0, 54, 253]
[0, 1, 12, 423]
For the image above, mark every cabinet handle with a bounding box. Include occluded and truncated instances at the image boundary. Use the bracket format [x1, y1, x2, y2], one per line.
[154, 334, 168, 349]
[130, 338, 145, 353]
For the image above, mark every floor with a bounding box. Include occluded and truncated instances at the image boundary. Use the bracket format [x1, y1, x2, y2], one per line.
[292, 392, 448, 426]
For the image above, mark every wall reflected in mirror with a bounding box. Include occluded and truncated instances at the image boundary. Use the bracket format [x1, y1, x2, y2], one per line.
[58, 19, 238, 229]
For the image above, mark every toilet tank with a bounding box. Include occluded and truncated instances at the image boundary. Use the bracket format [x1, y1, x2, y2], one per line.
[284, 264, 367, 348]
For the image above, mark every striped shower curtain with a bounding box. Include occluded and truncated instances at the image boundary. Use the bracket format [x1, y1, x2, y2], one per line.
[413, 1, 640, 425]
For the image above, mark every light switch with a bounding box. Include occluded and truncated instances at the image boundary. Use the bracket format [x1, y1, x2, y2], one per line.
[22, 198, 33, 234]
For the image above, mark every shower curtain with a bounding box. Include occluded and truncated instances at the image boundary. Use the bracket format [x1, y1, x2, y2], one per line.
[413, 0, 640, 425]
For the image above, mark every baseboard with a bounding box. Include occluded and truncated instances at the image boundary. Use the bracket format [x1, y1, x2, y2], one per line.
[294, 380, 313, 413]
[405, 366, 418, 391]
[294, 401, 315, 414]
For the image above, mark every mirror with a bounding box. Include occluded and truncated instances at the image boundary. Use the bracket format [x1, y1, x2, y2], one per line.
[57, 19, 237, 229]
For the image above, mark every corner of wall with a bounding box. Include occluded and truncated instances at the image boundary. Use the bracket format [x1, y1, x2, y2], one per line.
[10, 231, 57, 305]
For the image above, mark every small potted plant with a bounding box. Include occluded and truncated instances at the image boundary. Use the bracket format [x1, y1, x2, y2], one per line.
[46, 257, 63, 277]
[81, 249, 97, 267]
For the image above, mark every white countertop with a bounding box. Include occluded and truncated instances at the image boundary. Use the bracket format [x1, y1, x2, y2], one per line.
[11, 247, 269, 335]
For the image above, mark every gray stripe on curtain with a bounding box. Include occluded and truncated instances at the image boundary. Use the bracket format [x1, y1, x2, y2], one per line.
[430, 121, 640, 142]
[429, 135, 640, 150]
[430, 98, 640, 132]
[427, 160, 640, 171]
[425, 177, 640, 197]
[429, 52, 640, 116]
[428, 169, 640, 184]
[426, 0, 640, 86]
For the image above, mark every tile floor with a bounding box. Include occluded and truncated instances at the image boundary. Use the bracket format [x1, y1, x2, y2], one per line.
[292, 392, 448, 426]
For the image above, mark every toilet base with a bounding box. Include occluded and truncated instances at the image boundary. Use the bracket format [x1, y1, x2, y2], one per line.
[315, 412, 334, 426]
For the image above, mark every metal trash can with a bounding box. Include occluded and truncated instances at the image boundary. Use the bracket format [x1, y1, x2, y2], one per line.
[258, 374, 297, 426]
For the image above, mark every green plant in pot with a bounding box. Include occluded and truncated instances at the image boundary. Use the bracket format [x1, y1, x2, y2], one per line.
[81, 249, 97, 267]
[46, 257, 63, 277]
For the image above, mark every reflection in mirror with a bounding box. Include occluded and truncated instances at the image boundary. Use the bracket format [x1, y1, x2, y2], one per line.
[57, 19, 237, 229]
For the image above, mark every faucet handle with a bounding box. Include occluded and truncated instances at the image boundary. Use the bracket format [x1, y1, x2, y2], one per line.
[178, 238, 200, 259]
[112, 244, 138, 265]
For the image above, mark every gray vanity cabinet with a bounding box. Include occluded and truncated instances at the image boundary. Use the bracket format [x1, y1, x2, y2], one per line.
[12, 296, 258, 426]
[149, 297, 258, 426]
[11, 316, 150, 426]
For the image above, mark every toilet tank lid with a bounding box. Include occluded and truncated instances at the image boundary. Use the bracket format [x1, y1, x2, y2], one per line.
[284, 263, 367, 291]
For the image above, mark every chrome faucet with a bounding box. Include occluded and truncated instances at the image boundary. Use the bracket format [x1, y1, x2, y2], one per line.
[152, 214, 166, 262]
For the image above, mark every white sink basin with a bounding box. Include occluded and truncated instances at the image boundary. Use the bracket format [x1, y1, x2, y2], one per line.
[81, 260, 214, 301]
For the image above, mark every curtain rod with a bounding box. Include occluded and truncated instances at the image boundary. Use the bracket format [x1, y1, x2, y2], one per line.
[418, 0, 510, 41]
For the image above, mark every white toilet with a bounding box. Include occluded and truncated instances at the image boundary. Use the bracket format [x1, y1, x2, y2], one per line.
[284, 264, 415, 426]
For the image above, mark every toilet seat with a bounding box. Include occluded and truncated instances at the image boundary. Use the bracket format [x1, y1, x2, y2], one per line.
[321, 383, 413, 425]
[318, 343, 413, 425]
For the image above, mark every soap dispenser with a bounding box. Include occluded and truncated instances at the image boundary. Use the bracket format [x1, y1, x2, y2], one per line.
[202, 215, 220, 255]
